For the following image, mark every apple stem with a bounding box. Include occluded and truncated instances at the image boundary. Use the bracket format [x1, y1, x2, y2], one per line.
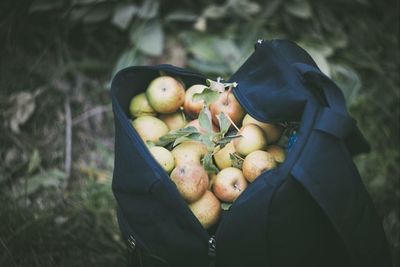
[233, 153, 245, 161]
[226, 114, 240, 132]
[234, 184, 241, 192]
[179, 106, 186, 122]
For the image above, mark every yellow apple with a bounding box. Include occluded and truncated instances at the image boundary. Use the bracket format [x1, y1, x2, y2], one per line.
[242, 150, 277, 182]
[171, 141, 208, 166]
[242, 114, 283, 144]
[149, 146, 175, 173]
[159, 111, 187, 131]
[131, 116, 169, 143]
[189, 190, 221, 229]
[233, 124, 267, 156]
[213, 142, 235, 170]
[266, 145, 286, 164]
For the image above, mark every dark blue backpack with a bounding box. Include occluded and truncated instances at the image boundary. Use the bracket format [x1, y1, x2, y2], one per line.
[110, 39, 391, 267]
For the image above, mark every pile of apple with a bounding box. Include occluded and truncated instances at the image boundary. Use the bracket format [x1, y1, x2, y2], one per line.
[129, 75, 286, 229]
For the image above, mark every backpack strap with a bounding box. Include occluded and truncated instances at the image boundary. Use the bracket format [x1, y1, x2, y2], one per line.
[293, 62, 370, 156]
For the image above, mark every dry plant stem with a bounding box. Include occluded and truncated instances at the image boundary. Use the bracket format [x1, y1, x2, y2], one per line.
[72, 104, 111, 126]
[64, 96, 72, 180]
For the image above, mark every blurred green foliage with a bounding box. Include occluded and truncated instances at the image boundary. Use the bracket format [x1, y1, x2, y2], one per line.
[0, 0, 398, 266]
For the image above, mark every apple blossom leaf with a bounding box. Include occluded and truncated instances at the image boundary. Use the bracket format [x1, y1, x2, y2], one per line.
[230, 153, 244, 169]
[217, 135, 241, 149]
[193, 88, 219, 105]
[156, 126, 199, 147]
[217, 112, 231, 136]
[221, 202, 232, 210]
[173, 133, 202, 147]
[202, 152, 219, 174]
[198, 106, 213, 132]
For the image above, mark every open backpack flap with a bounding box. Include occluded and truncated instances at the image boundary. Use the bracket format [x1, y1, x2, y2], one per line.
[110, 39, 391, 267]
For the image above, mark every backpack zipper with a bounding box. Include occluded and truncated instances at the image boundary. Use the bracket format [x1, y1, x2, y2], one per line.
[208, 235, 216, 267]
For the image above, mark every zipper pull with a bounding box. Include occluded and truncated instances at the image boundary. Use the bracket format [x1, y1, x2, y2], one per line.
[127, 235, 136, 251]
[208, 235, 216, 266]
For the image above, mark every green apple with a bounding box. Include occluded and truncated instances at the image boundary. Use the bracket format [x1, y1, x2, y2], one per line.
[146, 76, 185, 113]
[131, 116, 169, 143]
[129, 92, 156, 118]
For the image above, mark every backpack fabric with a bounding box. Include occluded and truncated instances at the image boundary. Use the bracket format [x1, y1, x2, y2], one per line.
[110, 39, 391, 267]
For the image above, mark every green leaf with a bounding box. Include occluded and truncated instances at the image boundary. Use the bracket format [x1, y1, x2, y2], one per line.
[199, 133, 215, 151]
[173, 133, 201, 147]
[156, 126, 199, 147]
[112, 4, 137, 30]
[198, 106, 213, 132]
[217, 112, 231, 136]
[112, 48, 142, 76]
[27, 149, 41, 174]
[165, 10, 198, 22]
[230, 153, 244, 169]
[285, 0, 312, 19]
[193, 88, 219, 105]
[29, 0, 64, 13]
[217, 135, 241, 149]
[14, 168, 67, 198]
[202, 153, 219, 174]
[132, 20, 164, 56]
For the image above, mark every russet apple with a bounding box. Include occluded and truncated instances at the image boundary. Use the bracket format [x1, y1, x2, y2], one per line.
[212, 167, 248, 203]
[146, 76, 185, 113]
[170, 163, 209, 203]
[266, 145, 286, 164]
[242, 114, 283, 144]
[213, 142, 235, 170]
[149, 146, 175, 173]
[210, 91, 245, 127]
[189, 190, 221, 229]
[131, 116, 169, 143]
[233, 124, 267, 156]
[184, 84, 207, 118]
[242, 150, 277, 182]
[129, 92, 156, 118]
[171, 141, 208, 166]
[159, 111, 187, 131]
